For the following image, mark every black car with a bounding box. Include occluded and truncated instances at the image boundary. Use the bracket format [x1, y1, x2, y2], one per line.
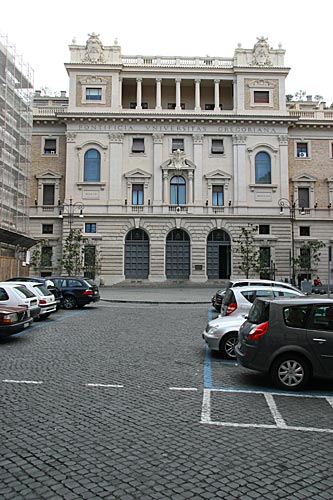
[236, 297, 333, 390]
[51, 277, 100, 309]
[6, 277, 63, 310]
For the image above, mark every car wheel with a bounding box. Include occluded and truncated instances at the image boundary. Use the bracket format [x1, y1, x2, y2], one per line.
[62, 296, 77, 310]
[219, 332, 238, 360]
[270, 354, 311, 391]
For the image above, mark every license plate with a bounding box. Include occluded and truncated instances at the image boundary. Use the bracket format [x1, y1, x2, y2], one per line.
[24, 322, 30, 328]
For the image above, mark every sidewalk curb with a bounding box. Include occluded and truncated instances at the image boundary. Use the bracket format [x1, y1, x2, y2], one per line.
[101, 298, 210, 305]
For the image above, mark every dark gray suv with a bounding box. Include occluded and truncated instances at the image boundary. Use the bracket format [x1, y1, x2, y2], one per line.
[236, 297, 333, 390]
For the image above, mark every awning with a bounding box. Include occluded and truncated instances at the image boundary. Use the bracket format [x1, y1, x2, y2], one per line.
[0, 227, 37, 249]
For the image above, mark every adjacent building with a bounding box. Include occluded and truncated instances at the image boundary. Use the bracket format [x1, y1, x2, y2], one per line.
[0, 34, 35, 279]
[29, 35, 333, 285]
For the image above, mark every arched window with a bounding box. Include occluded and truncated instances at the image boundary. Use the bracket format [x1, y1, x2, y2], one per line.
[170, 175, 186, 205]
[84, 149, 101, 182]
[255, 152, 271, 184]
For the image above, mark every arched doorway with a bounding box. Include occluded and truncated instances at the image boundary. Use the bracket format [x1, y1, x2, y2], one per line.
[207, 229, 231, 279]
[125, 229, 149, 279]
[166, 229, 190, 280]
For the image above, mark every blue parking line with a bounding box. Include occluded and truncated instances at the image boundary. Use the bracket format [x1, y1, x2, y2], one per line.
[3, 309, 88, 339]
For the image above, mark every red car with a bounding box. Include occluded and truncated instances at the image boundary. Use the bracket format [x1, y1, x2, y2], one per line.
[0, 305, 32, 338]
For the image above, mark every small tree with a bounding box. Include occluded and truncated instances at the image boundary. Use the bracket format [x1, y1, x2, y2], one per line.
[29, 238, 49, 274]
[83, 245, 101, 280]
[294, 240, 326, 279]
[234, 224, 260, 278]
[61, 229, 84, 276]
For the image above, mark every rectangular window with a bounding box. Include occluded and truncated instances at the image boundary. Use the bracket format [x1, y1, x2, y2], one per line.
[172, 138, 184, 152]
[84, 246, 96, 280]
[86, 88, 102, 100]
[212, 186, 224, 206]
[41, 246, 52, 267]
[43, 138, 57, 155]
[167, 103, 185, 109]
[130, 102, 148, 109]
[85, 223, 97, 233]
[132, 138, 145, 153]
[254, 91, 270, 103]
[132, 184, 144, 205]
[296, 142, 308, 158]
[42, 224, 53, 234]
[43, 185, 55, 205]
[259, 225, 270, 235]
[300, 246, 311, 269]
[298, 187, 310, 208]
[260, 247, 271, 268]
[300, 226, 310, 236]
[211, 139, 224, 154]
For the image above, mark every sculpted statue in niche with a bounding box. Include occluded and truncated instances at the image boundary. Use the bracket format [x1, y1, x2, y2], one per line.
[84, 33, 105, 63]
[251, 36, 272, 66]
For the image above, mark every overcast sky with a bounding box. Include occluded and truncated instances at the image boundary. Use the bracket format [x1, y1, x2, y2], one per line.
[1, 0, 333, 105]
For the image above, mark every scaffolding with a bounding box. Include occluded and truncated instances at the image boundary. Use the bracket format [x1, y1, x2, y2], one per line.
[0, 33, 34, 255]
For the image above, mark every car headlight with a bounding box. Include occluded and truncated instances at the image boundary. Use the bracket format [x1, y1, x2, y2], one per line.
[208, 326, 219, 334]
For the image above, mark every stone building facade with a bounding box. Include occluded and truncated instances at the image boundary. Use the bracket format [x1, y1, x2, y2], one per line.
[29, 35, 333, 285]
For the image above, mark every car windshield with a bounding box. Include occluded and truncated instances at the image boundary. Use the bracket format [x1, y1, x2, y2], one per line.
[84, 279, 96, 287]
[33, 285, 52, 296]
[13, 285, 36, 299]
[247, 299, 270, 324]
[222, 289, 235, 305]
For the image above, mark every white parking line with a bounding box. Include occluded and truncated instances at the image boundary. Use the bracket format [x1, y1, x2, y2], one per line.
[3, 379, 43, 384]
[169, 387, 198, 391]
[264, 393, 287, 428]
[201, 388, 333, 433]
[85, 383, 124, 388]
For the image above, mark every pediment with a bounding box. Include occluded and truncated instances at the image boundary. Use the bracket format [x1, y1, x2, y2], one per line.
[124, 168, 151, 179]
[291, 173, 317, 183]
[205, 169, 232, 181]
[35, 170, 62, 180]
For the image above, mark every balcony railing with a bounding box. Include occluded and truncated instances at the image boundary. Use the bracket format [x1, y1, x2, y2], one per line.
[122, 55, 234, 68]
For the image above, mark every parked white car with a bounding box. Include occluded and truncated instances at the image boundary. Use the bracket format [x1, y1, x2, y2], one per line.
[0, 282, 41, 319]
[11, 282, 57, 319]
[203, 285, 305, 359]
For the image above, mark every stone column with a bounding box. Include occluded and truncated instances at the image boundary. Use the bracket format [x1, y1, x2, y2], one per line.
[195, 79, 201, 111]
[136, 78, 142, 109]
[175, 78, 181, 110]
[279, 135, 289, 200]
[155, 78, 162, 110]
[232, 134, 247, 214]
[127, 181, 132, 204]
[108, 133, 124, 205]
[193, 134, 203, 206]
[163, 170, 169, 204]
[119, 76, 123, 109]
[214, 79, 220, 111]
[153, 133, 163, 205]
[65, 132, 77, 200]
[188, 171, 194, 205]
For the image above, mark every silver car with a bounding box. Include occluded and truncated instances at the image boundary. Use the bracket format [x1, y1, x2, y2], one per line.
[203, 285, 304, 359]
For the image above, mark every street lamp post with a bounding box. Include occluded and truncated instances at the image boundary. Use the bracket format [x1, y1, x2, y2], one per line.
[58, 198, 85, 230]
[278, 198, 305, 286]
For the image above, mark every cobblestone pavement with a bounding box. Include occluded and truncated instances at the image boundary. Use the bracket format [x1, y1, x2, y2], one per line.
[0, 300, 332, 500]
